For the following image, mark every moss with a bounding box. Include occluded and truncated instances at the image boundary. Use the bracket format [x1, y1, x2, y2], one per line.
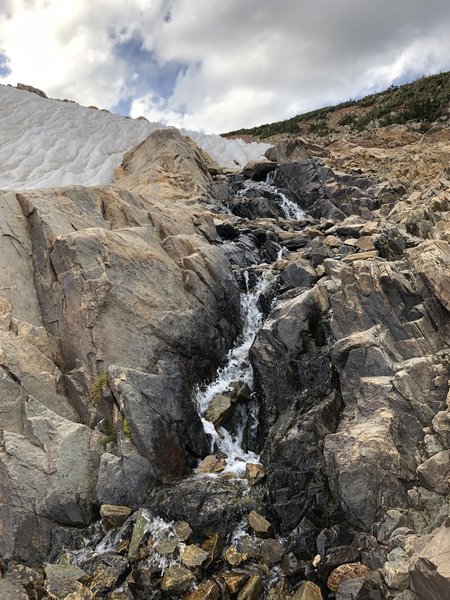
[90, 373, 108, 403]
[123, 418, 132, 438]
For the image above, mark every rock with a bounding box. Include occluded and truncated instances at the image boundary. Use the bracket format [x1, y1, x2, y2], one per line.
[44, 564, 93, 599]
[16, 82, 48, 98]
[0, 577, 29, 600]
[147, 477, 250, 537]
[114, 128, 217, 201]
[245, 463, 266, 485]
[248, 510, 274, 538]
[155, 539, 179, 555]
[236, 574, 263, 600]
[279, 258, 319, 290]
[265, 137, 312, 164]
[183, 579, 220, 600]
[409, 520, 450, 600]
[341, 249, 380, 262]
[161, 566, 196, 595]
[221, 572, 249, 594]
[224, 546, 249, 566]
[0, 397, 101, 563]
[204, 393, 234, 425]
[242, 160, 277, 181]
[417, 450, 450, 495]
[128, 509, 153, 561]
[292, 581, 323, 600]
[108, 367, 209, 482]
[100, 504, 132, 531]
[327, 563, 372, 592]
[201, 533, 223, 566]
[175, 521, 193, 542]
[197, 454, 226, 474]
[258, 538, 285, 565]
[317, 546, 361, 581]
[181, 544, 210, 568]
[81, 553, 128, 595]
[335, 578, 383, 599]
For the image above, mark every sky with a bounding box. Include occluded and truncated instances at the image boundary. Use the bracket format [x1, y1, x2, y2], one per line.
[1, 0, 450, 134]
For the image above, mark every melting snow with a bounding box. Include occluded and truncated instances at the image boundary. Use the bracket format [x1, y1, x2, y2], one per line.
[0, 85, 271, 190]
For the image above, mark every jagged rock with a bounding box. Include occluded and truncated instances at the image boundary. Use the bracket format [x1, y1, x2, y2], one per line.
[224, 546, 249, 566]
[201, 533, 223, 566]
[317, 546, 361, 581]
[181, 544, 210, 568]
[128, 509, 153, 561]
[204, 393, 235, 426]
[242, 159, 277, 181]
[16, 82, 48, 98]
[81, 553, 128, 595]
[236, 574, 262, 600]
[258, 538, 284, 565]
[245, 463, 266, 485]
[0, 577, 30, 600]
[221, 572, 249, 594]
[175, 521, 193, 542]
[292, 581, 323, 599]
[147, 477, 252, 536]
[161, 566, 196, 594]
[327, 563, 372, 592]
[278, 257, 318, 290]
[183, 579, 220, 600]
[248, 510, 273, 538]
[265, 137, 312, 164]
[100, 504, 132, 531]
[114, 128, 217, 201]
[408, 520, 450, 600]
[155, 539, 179, 555]
[108, 367, 209, 482]
[0, 397, 101, 563]
[335, 578, 383, 599]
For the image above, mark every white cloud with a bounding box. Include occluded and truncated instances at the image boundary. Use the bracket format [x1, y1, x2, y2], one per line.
[1, 0, 450, 133]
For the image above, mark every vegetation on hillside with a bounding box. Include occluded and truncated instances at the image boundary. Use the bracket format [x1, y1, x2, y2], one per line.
[224, 71, 450, 139]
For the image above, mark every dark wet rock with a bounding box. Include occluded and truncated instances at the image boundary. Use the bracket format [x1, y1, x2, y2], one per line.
[100, 504, 132, 531]
[161, 566, 196, 594]
[257, 538, 284, 565]
[242, 160, 277, 181]
[317, 545, 361, 581]
[236, 574, 263, 600]
[108, 367, 209, 482]
[248, 510, 274, 538]
[278, 258, 318, 290]
[146, 478, 253, 537]
[80, 553, 128, 595]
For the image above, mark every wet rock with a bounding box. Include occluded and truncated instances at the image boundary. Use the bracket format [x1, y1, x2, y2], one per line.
[248, 510, 274, 538]
[197, 454, 226, 474]
[292, 581, 323, 599]
[175, 521, 193, 542]
[224, 546, 249, 566]
[183, 579, 220, 600]
[82, 553, 128, 595]
[161, 566, 196, 595]
[128, 509, 153, 561]
[266, 578, 292, 599]
[204, 394, 235, 426]
[258, 538, 284, 565]
[147, 474, 252, 537]
[327, 563, 372, 592]
[236, 574, 262, 600]
[242, 160, 277, 181]
[181, 544, 210, 568]
[201, 533, 223, 566]
[278, 258, 318, 290]
[100, 504, 132, 531]
[244, 463, 266, 485]
[317, 546, 361, 581]
[221, 571, 249, 594]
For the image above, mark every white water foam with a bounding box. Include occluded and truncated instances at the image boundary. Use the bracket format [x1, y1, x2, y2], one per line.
[194, 271, 273, 476]
[238, 176, 305, 220]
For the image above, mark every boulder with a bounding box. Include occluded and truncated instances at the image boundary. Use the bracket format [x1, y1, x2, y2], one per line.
[242, 160, 277, 181]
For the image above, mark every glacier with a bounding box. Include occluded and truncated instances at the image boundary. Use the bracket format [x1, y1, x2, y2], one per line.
[0, 85, 270, 190]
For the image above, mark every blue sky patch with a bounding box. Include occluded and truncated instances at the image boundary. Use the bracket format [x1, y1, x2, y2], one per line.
[0, 52, 11, 77]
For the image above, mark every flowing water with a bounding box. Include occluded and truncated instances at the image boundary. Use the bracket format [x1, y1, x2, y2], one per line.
[237, 174, 305, 220]
[194, 271, 273, 476]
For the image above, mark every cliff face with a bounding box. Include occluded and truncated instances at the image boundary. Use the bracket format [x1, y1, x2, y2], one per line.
[1, 89, 450, 599]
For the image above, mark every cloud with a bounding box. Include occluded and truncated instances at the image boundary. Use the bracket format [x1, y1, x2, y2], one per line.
[1, 0, 450, 133]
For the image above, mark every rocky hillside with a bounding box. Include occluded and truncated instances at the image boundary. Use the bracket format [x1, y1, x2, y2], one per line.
[1, 86, 450, 599]
[225, 70, 450, 140]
